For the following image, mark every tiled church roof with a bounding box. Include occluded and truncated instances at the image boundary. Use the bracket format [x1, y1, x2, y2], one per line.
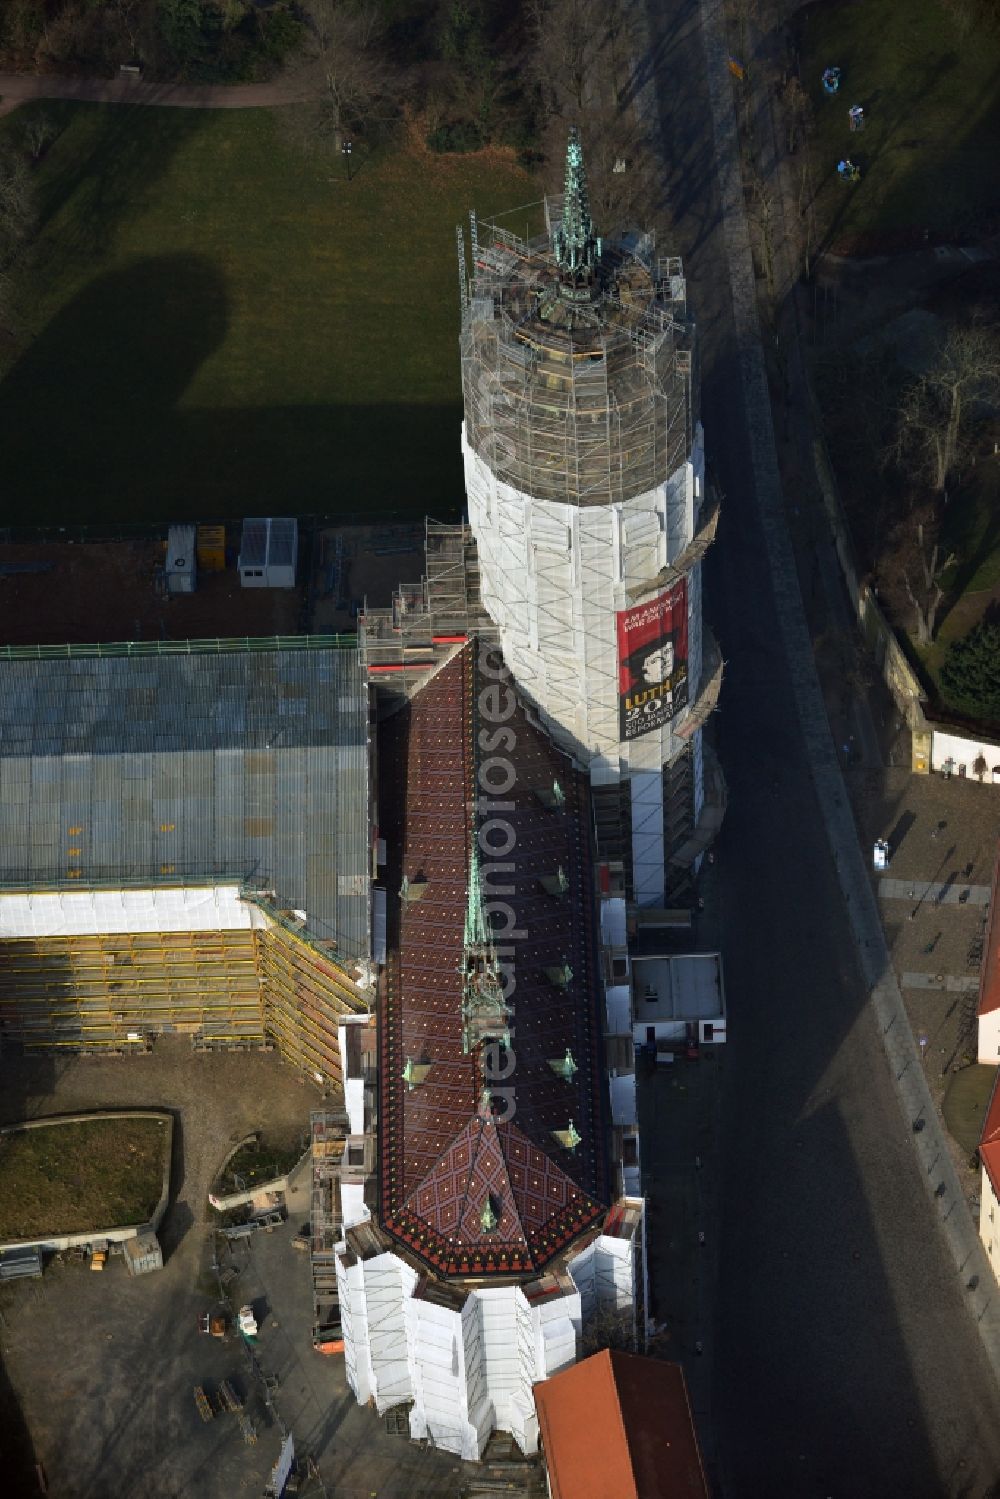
[378, 642, 607, 1277]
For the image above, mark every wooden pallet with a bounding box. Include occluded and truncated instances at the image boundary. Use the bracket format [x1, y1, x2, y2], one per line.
[193, 1386, 214, 1423]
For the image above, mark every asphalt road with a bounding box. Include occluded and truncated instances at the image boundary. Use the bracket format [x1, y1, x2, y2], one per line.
[644, 0, 1000, 1493]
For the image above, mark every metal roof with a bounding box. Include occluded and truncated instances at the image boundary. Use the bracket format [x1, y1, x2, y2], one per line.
[0, 642, 370, 957]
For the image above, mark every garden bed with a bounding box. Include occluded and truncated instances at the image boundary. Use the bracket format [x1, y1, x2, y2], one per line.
[0, 1115, 168, 1241]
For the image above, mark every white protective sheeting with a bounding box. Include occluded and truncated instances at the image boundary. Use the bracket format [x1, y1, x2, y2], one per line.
[609, 1071, 637, 1127]
[365, 1255, 418, 1413]
[406, 1297, 482, 1459]
[605, 984, 632, 1035]
[464, 428, 704, 774]
[339, 1182, 369, 1230]
[568, 1230, 638, 1321]
[0, 883, 264, 938]
[600, 896, 627, 950]
[341, 1248, 595, 1460]
[337, 1251, 372, 1405]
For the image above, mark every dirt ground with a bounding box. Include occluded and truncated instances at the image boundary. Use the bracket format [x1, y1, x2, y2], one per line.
[0, 1042, 466, 1498]
[0, 521, 426, 648]
[0, 540, 302, 647]
[310, 523, 426, 635]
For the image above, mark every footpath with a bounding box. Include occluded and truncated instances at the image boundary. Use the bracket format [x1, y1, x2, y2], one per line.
[0, 70, 310, 117]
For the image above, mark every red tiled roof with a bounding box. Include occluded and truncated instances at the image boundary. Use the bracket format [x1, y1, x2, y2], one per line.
[534, 1350, 709, 1499]
[977, 843, 1000, 1017]
[378, 642, 607, 1276]
[393, 1105, 600, 1273]
[979, 1068, 1000, 1199]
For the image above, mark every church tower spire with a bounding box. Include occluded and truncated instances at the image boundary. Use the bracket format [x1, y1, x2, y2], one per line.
[553, 127, 600, 280]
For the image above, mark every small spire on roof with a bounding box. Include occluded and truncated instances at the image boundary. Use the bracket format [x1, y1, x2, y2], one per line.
[548, 1048, 578, 1081]
[552, 1118, 582, 1152]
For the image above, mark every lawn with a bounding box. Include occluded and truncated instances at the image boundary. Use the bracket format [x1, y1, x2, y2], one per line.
[796, 0, 1000, 253]
[0, 1116, 167, 1240]
[0, 105, 538, 528]
[942, 1063, 996, 1164]
[904, 462, 1000, 719]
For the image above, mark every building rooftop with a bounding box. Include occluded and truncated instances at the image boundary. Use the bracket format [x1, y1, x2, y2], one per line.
[0, 639, 369, 955]
[533, 1349, 709, 1499]
[378, 643, 607, 1276]
[632, 952, 724, 1022]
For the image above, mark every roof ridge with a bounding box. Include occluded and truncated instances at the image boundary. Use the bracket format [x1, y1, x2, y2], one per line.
[604, 1351, 641, 1499]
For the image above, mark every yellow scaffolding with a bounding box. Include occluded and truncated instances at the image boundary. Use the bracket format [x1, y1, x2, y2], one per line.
[0, 920, 369, 1078]
[0, 930, 265, 1053]
[256, 925, 367, 1085]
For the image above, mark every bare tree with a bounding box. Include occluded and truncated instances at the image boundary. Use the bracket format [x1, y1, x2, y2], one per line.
[893, 321, 1000, 496]
[580, 1303, 637, 1357]
[0, 146, 34, 335]
[286, 0, 394, 150]
[109, 0, 142, 58]
[530, 0, 652, 230]
[897, 509, 956, 647]
[747, 167, 776, 299]
[22, 111, 58, 162]
[782, 77, 813, 156]
[529, 0, 605, 118]
[0, 148, 35, 258]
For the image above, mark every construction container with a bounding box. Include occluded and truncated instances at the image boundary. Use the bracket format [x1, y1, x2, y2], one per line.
[196, 524, 226, 573]
[165, 525, 197, 594]
[238, 517, 298, 589]
[90, 1250, 107, 1272]
[123, 1229, 163, 1276]
[0, 1246, 42, 1280]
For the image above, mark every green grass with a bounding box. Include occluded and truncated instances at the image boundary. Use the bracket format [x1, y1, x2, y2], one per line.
[943, 1064, 996, 1162]
[939, 463, 1000, 600]
[0, 1117, 166, 1240]
[0, 105, 538, 528]
[220, 1138, 301, 1194]
[906, 463, 1000, 716]
[797, 0, 1000, 252]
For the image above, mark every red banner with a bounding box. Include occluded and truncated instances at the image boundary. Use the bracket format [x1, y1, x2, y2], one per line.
[617, 581, 688, 741]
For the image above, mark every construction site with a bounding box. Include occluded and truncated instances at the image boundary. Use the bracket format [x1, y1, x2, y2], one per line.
[0, 131, 719, 1497]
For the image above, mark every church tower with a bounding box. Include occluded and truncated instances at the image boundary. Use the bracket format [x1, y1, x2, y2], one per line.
[459, 130, 724, 903]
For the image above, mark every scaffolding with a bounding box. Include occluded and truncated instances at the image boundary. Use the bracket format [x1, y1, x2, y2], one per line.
[358, 520, 496, 701]
[311, 1108, 349, 1346]
[258, 923, 368, 1084]
[0, 929, 265, 1054]
[461, 219, 695, 508]
[0, 909, 369, 1071]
